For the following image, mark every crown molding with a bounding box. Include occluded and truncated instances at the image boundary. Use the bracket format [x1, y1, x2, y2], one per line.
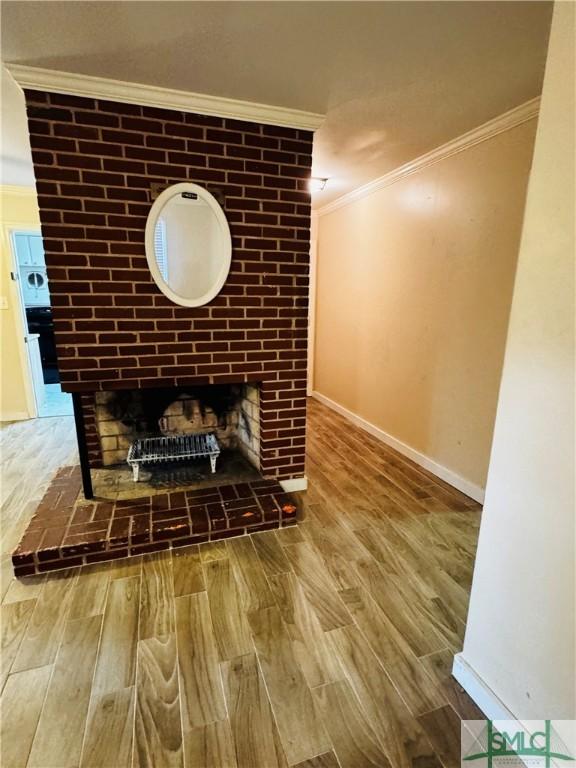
[317, 96, 541, 217]
[5, 64, 325, 131]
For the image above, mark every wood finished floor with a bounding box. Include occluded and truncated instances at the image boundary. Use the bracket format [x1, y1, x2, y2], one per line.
[0, 399, 483, 768]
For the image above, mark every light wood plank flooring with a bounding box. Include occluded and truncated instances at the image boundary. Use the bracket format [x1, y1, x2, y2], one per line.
[0, 399, 483, 768]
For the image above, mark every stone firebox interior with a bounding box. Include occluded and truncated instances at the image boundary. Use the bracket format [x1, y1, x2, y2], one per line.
[95, 383, 260, 468]
[12, 89, 312, 574]
[91, 383, 262, 497]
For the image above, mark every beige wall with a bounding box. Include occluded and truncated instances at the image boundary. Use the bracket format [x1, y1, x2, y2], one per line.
[457, 1, 575, 718]
[314, 119, 537, 491]
[0, 186, 39, 420]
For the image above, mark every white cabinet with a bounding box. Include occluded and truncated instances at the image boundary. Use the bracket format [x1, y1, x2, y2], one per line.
[14, 232, 46, 266]
[14, 232, 50, 306]
[28, 235, 45, 266]
[13, 232, 32, 265]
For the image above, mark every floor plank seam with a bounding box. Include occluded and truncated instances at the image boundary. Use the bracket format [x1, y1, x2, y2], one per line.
[23, 572, 78, 768]
[76, 577, 110, 767]
[131, 557, 144, 768]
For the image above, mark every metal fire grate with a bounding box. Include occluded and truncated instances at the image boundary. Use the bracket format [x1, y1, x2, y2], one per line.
[127, 433, 221, 481]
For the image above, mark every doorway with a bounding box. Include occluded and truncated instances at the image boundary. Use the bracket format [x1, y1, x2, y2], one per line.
[11, 230, 73, 418]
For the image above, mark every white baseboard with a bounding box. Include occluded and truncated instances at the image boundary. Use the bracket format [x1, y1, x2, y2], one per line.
[0, 410, 31, 422]
[453, 654, 565, 768]
[452, 653, 517, 720]
[311, 391, 485, 504]
[280, 477, 308, 493]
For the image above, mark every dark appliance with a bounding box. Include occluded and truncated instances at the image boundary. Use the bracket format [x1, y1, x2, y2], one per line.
[25, 306, 59, 384]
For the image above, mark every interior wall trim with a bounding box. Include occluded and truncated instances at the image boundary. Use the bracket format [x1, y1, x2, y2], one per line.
[5, 64, 325, 131]
[280, 477, 308, 493]
[452, 653, 536, 755]
[452, 654, 550, 766]
[452, 654, 518, 721]
[312, 390, 486, 504]
[0, 410, 31, 422]
[0, 185, 37, 196]
[1, 216, 41, 421]
[317, 96, 541, 217]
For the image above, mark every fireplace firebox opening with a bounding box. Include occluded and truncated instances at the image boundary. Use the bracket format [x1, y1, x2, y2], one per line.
[93, 383, 261, 493]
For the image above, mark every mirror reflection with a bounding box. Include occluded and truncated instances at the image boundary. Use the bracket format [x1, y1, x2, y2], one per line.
[145, 183, 232, 307]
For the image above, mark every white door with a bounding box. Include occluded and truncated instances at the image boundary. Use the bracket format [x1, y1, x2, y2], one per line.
[11, 230, 48, 411]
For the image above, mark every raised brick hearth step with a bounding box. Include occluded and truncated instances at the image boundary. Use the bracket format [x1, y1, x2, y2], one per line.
[12, 466, 298, 577]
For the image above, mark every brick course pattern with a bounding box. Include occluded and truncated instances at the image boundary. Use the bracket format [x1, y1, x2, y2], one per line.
[12, 466, 298, 577]
[25, 91, 312, 480]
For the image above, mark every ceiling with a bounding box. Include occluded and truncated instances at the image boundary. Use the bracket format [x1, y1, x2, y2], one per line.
[1, 1, 553, 207]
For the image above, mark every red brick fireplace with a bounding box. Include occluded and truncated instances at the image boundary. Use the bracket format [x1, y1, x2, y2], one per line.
[12, 90, 313, 574]
[25, 90, 311, 481]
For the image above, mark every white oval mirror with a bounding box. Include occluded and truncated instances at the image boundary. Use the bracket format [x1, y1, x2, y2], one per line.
[145, 182, 232, 307]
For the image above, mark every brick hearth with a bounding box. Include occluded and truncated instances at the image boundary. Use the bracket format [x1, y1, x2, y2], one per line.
[12, 466, 298, 577]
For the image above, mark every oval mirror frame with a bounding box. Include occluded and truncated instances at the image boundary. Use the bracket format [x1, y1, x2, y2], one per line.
[144, 181, 232, 308]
